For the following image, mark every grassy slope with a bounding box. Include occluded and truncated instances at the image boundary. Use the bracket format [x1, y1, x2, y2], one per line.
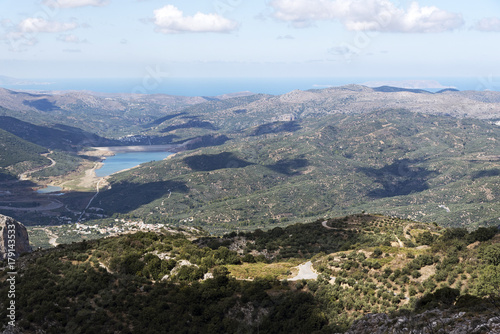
[98, 110, 500, 231]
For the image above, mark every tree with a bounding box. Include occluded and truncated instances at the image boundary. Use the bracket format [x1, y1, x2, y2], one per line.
[481, 244, 500, 266]
[476, 265, 500, 299]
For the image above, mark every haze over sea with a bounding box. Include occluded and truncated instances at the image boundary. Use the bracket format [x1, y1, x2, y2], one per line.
[3, 77, 498, 97]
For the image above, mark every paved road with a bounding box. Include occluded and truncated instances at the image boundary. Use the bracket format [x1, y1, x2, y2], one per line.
[288, 261, 318, 281]
[322, 220, 334, 230]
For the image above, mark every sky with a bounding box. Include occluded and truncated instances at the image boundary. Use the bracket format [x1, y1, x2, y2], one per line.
[0, 0, 500, 81]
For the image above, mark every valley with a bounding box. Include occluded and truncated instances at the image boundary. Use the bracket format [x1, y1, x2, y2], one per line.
[0, 84, 499, 333]
[0, 85, 498, 245]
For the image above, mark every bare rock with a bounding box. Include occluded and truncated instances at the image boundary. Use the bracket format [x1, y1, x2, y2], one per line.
[0, 214, 32, 260]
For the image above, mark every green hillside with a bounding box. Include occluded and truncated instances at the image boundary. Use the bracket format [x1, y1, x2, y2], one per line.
[97, 109, 500, 231]
[0, 116, 119, 151]
[3, 214, 499, 333]
[0, 128, 50, 177]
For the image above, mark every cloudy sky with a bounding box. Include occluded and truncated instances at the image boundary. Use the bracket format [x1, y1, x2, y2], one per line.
[1, 0, 499, 79]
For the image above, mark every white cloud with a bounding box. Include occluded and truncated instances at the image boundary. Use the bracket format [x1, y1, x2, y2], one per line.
[57, 34, 87, 43]
[328, 45, 353, 56]
[269, 0, 464, 33]
[277, 34, 295, 39]
[153, 5, 238, 33]
[43, 0, 109, 8]
[18, 18, 78, 33]
[473, 17, 500, 32]
[2, 18, 78, 51]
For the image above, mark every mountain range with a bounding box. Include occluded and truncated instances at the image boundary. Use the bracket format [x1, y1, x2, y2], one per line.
[0, 83, 500, 333]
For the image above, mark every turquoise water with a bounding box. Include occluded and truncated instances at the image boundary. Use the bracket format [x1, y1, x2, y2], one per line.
[95, 151, 173, 177]
[37, 185, 63, 194]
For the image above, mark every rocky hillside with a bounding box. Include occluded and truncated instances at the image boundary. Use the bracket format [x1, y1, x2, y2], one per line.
[1, 214, 499, 333]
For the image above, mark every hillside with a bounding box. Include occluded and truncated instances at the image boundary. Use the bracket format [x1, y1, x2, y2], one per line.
[0, 116, 119, 151]
[2, 214, 499, 333]
[0, 88, 249, 138]
[0, 128, 50, 177]
[97, 109, 500, 231]
[0, 86, 499, 229]
[2, 85, 500, 141]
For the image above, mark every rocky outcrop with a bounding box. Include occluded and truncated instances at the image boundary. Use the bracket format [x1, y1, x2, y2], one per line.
[0, 214, 32, 260]
[345, 309, 500, 334]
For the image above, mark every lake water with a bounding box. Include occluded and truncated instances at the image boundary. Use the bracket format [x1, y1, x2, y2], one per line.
[37, 185, 63, 194]
[95, 151, 174, 177]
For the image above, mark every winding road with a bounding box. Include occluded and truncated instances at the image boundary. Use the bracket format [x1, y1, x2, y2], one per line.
[322, 220, 334, 230]
[19, 151, 56, 180]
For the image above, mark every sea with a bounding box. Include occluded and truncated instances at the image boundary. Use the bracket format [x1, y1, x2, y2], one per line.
[3, 77, 499, 97]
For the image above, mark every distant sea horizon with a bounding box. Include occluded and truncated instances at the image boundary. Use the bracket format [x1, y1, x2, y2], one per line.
[1, 77, 499, 97]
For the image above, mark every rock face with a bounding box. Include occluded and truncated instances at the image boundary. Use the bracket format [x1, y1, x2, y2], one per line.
[0, 214, 32, 260]
[345, 309, 500, 334]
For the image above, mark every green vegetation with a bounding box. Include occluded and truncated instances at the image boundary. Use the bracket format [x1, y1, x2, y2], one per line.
[0, 116, 118, 151]
[30, 151, 83, 179]
[98, 109, 500, 230]
[2, 214, 499, 333]
[0, 128, 50, 176]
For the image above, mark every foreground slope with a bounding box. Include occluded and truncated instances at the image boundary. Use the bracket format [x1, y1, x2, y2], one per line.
[1, 214, 499, 333]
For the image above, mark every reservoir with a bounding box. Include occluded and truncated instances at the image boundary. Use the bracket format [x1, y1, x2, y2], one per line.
[37, 185, 63, 194]
[95, 151, 174, 177]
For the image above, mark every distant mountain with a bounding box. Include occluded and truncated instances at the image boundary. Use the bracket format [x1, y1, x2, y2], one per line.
[0, 116, 119, 151]
[1, 85, 500, 143]
[362, 79, 455, 90]
[0, 75, 51, 86]
[372, 86, 432, 94]
[0, 88, 214, 137]
[436, 88, 460, 93]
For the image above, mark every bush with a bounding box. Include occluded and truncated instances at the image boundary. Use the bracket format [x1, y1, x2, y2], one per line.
[372, 248, 383, 258]
[411, 270, 421, 279]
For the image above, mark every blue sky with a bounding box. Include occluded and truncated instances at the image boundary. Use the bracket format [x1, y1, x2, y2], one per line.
[0, 0, 499, 80]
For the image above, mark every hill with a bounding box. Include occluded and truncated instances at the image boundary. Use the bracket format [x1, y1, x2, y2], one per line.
[0, 88, 249, 138]
[2, 85, 500, 141]
[0, 86, 499, 229]
[97, 109, 500, 231]
[2, 214, 499, 333]
[0, 116, 119, 151]
[0, 128, 50, 177]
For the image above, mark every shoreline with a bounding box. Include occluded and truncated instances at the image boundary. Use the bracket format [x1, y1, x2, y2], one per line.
[93, 149, 179, 178]
[92, 144, 182, 154]
[70, 146, 182, 190]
